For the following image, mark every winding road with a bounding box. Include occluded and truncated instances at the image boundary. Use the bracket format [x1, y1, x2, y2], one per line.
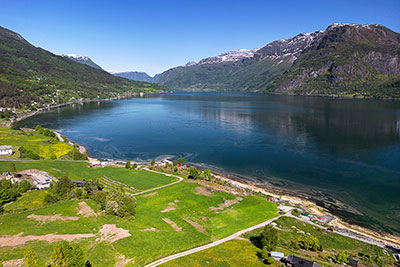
[133, 168, 183, 196]
[144, 214, 285, 267]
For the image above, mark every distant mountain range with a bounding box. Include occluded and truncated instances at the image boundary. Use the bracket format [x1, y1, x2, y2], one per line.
[154, 23, 400, 98]
[0, 26, 167, 108]
[63, 54, 103, 70]
[109, 71, 155, 83]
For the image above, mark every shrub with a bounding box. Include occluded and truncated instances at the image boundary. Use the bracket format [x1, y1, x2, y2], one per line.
[334, 251, 348, 264]
[24, 246, 39, 267]
[265, 257, 275, 265]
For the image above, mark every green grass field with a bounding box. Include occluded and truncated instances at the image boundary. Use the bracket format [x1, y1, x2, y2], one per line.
[0, 160, 176, 191]
[162, 239, 266, 267]
[0, 181, 278, 266]
[0, 126, 72, 159]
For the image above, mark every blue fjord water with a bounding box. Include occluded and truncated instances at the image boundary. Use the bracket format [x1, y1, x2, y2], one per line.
[21, 93, 400, 233]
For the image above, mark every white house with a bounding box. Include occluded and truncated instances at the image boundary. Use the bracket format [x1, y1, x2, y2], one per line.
[0, 145, 12, 156]
[270, 251, 284, 261]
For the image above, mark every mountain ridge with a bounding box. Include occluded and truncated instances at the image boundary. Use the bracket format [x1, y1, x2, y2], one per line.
[0, 26, 167, 109]
[63, 54, 103, 70]
[155, 23, 400, 98]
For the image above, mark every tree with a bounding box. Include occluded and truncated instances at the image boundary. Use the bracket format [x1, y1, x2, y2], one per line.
[260, 225, 278, 251]
[203, 169, 212, 180]
[35, 125, 43, 133]
[132, 163, 138, 169]
[9, 162, 17, 173]
[24, 246, 39, 267]
[334, 251, 348, 264]
[299, 235, 322, 251]
[188, 166, 201, 180]
[125, 161, 131, 169]
[173, 160, 177, 166]
[10, 121, 21, 130]
[17, 180, 32, 193]
[151, 159, 155, 166]
[51, 241, 89, 267]
[178, 157, 185, 164]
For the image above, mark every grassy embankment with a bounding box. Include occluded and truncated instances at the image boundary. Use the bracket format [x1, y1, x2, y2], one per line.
[164, 216, 395, 266]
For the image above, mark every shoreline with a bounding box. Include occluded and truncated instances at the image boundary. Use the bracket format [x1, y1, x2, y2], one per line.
[16, 107, 400, 249]
[184, 163, 400, 249]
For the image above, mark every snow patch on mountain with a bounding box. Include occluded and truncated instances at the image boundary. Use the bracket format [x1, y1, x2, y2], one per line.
[63, 54, 89, 61]
[188, 48, 259, 66]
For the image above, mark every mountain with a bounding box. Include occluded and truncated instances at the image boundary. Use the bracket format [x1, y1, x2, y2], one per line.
[63, 54, 103, 70]
[110, 71, 154, 83]
[155, 23, 400, 98]
[268, 23, 400, 98]
[0, 26, 167, 108]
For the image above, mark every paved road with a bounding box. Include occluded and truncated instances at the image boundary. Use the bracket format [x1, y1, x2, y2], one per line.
[133, 168, 183, 196]
[144, 214, 283, 267]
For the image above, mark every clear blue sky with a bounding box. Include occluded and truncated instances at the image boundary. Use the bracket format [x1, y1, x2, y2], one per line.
[1, 0, 399, 76]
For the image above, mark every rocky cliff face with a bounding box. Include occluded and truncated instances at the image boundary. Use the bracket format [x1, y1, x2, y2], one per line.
[269, 23, 400, 98]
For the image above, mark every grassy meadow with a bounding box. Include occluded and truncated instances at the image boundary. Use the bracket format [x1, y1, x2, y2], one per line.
[162, 239, 266, 267]
[0, 160, 177, 191]
[0, 179, 278, 266]
[0, 126, 72, 159]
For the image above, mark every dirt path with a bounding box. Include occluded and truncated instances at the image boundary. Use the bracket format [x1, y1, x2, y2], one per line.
[133, 169, 183, 196]
[144, 214, 284, 267]
[27, 214, 79, 223]
[0, 232, 95, 247]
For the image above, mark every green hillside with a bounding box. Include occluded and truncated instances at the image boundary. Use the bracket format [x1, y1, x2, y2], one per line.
[0, 26, 167, 108]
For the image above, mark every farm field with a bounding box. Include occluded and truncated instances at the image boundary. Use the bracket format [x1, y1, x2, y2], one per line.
[0, 160, 177, 191]
[0, 126, 73, 159]
[0, 180, 278, 266]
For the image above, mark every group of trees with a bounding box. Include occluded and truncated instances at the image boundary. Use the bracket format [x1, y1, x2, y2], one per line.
[24, 241, 91, 266]
[0, 173, 32, 211]
[257, 225, 279, 264]
[187, 166, 213, 181]
[125, 161, 137, 169]
[43, 176, 136, 218]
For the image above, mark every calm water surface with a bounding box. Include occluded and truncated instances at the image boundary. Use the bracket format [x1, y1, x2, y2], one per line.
[21, 93, 400, 233]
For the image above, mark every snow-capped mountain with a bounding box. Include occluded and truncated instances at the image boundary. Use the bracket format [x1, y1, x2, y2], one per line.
[62, 54, 103, 70]
[190, 49, 259, 66]
[155, 23, 400, 96]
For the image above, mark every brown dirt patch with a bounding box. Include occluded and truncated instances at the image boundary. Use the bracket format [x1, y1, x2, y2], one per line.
[161, 202, 177, 213]
[183, 218, 206, 233]
[115, 254, 134, 267]
[97, 224, 131, 243]
[195, 186, 212, 196]
[142, 192, 158, 197]
[27, 214, 79, 223]
[209, 197, 243, 211]
[0, 232, 95, 247]
[2, 258, 24, 267]
[140, 227, 160, 232]
[77, 201, 97, 217]
[162, 218, 182, 232]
